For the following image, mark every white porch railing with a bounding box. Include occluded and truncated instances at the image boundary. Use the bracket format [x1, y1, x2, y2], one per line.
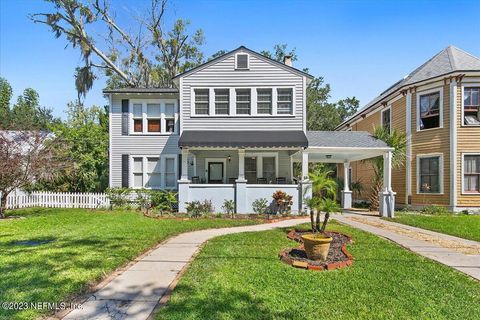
[5, 190, 110, 209]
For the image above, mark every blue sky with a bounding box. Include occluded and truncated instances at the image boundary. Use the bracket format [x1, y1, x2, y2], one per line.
[1, 0, 479, 119]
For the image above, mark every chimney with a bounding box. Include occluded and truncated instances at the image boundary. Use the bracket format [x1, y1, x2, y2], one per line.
[283, 55, 292, 67]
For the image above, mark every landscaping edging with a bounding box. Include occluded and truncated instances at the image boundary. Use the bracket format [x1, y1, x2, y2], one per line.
[279, 229, 354, 271]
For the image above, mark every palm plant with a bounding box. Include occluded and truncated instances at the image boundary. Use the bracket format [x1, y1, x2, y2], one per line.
[304, 168, 338, 232]
[364, 126, 406, 211]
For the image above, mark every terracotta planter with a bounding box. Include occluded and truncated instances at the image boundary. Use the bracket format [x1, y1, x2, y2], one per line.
[301, 233, 333, 261]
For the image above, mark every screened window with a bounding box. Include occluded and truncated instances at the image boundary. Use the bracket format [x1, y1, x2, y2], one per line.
[464, 155, 480, 193]
[236, 54, 249, 69]
[147, 104, 161, 132]
[382, 108, 391, 132]
[257, 89, 272, 114]
[245, 157, 257, 183]
[165, 158, 176, 188]
[277, 88, 293, 114]
[133, 104, 143, 132]
[194, 89, 209, 115]
[463, 87, 480, 125]
[133, 157, 143, 188]
[236, 89, 251, 114]
[419, 92, 440, 130]
[419, 156, 440, 193]
[262, 157, 275, 183]
[215, 89, 229, 115]
[146, 157, 161, 188]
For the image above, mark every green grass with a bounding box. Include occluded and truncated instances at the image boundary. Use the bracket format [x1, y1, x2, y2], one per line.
[0, 208, 260, 320]
[156, 221, 480, 320]
[385, 213, 480, 242]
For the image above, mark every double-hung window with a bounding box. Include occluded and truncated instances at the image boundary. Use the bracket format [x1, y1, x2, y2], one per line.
[133, 104, 143, 132]
[464, 155, 480, 193]
[236, 89, 251, 114]
[463, 87, 480, 125]
[146, 157, 161, 188]
[419, 92, 441, 130]
[257, 89, 272, 114]
[194, 89, 210, 115]
[147, 104, 161, 132]
[382, 108, 391, 133]
[133, 157, 144, 188]
[418, 156, 441, 193]
[214, 89, 229, 115]
[164, 157, 176, 188]
[165, 103, 175, 133]
[277, 88, 293, 114]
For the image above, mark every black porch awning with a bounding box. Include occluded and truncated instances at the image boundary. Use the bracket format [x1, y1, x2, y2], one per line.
[178, 130, 308, 148]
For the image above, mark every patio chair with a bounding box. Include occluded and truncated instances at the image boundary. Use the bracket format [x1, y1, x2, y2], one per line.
[276, 177, 287, 184]
[191, 176, 200, 184]
[257, 177, 267, 184]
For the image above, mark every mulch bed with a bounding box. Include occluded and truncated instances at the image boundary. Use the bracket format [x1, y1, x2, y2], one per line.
[279, 229, 354, 271]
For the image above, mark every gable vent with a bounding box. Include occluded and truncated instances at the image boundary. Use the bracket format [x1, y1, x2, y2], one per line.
[236, 54, 249, 69]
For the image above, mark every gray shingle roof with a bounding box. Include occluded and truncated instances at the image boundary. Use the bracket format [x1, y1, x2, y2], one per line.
[102, 88, 178, 94]
[337, 46, 480, 129]
[179, 130, 308, 148]
[307, 131, 389, 148]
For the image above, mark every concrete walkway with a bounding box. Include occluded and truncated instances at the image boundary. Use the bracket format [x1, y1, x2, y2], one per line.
[63, 218, 309, 320]
[335, 213, 480, 281]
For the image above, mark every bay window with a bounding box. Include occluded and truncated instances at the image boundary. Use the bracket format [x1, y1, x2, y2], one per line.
[463, 155, 480, 193]
[463, 87, 480, 125]
[277, 88, 293, 114]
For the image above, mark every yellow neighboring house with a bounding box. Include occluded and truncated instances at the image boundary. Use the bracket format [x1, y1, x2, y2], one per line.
[336, 46, 480, 212]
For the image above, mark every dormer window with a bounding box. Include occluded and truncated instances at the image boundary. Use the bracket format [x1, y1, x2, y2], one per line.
[236, 54, 249, 70]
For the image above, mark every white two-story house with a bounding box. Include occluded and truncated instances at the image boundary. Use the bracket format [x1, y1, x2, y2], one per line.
[105, 46, 395, 216]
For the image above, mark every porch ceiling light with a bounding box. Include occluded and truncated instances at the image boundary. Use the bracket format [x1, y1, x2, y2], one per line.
[227, 155, 231, 162]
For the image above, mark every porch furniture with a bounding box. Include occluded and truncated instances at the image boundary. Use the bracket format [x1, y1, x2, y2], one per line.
[276, 177, 286, 184]
[257, 178, 267, 184]
[228, 178, 237, 184]
[192, 176, 200, 184]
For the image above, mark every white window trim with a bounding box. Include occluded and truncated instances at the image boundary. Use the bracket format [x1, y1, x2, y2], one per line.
[461, 152, 480, 195]
[416, 86, 444, 132]
[235, 53, 249, 70]
[190, 87, 295, 117]
[245, 152, 279, 182]
[381, 105, 392, 133]
[213, 88, 230, 116]
[130, 154, 178, 189]
[416, 153, 444, 195]
[129, 99, 178, 135]
[461, 82, 480, 127]
[204, 158, 227, 184]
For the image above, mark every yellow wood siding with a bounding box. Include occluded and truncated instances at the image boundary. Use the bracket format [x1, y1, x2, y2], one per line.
[411, 84, 450, 206]
[456, 79, 480, 208]
[391, 97, 407, 204]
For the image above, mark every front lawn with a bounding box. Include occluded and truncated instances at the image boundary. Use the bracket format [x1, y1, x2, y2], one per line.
[0, 208, 259, 320]
[156, 221, 480, 320]
[385, 213, 480, 242]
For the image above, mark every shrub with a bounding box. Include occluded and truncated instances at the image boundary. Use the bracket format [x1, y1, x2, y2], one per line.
[150, 190, 178, 215]
[221, 199, 235, 218]
[106, 187, 131, 209]
[252, 198, 269, 217]
[421, 205, 452, 215]
[272, 190, 293, 215]
[135, 189, 151, 213]
[185, 199, 214, 217]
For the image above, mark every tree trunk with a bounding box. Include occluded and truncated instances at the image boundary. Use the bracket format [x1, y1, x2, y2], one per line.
[369, 178, 383, 211]
[0, 192, 8, 219]
[310, 209, 315, 232]
[320, 212, 330, 233]
[315, 211, 321, 232]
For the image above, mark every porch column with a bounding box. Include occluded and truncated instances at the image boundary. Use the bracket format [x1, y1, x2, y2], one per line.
[299, 150, 312, 213]
[236, 149, 247, 213]
[379, 151, 395, 218]
[178, 148, 190, 213]
[341, 162, 352, 209]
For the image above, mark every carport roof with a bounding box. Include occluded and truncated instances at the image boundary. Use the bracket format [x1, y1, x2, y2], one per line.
[306, 131, 389, 148]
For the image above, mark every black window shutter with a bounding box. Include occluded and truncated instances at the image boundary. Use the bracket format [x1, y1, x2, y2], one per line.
[121, 154, 129, 188]
[121, 99, 129, 135]
[178, 154, 182, 178]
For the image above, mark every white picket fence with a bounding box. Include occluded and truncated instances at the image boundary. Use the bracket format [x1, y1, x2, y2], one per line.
[5, 190, 110, 209]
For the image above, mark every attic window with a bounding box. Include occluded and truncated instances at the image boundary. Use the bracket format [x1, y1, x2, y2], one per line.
[236, 54, 249, 70]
